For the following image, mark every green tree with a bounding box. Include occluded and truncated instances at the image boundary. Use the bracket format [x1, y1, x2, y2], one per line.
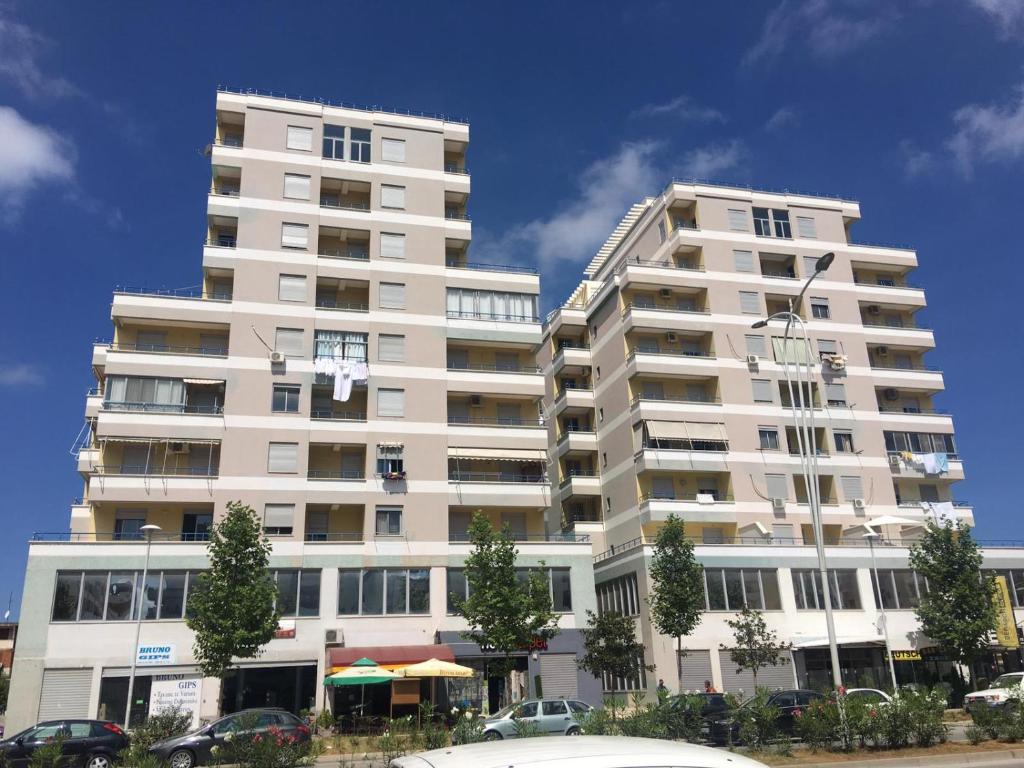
[722, 606, 791, 687]
[909, 521, 997, 688]
[453, 513, 559, 676]
[0, 672, 8, 714]
[648, 515, 705, 672]
[578, 610, 652, 688]
[186, 501, 279, 679]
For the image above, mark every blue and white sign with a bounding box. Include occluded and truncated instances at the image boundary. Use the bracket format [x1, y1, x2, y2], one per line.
[136, 643, 176, 666]
[149, 674, 201, 728]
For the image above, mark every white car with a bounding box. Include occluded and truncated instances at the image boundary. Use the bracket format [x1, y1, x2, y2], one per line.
[965, 672, 1024, 713]
[844, 688, 892, 706]
[390, 735, 769, 768]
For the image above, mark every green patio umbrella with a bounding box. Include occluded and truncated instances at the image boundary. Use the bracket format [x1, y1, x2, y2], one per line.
[324, 665, 399, 686]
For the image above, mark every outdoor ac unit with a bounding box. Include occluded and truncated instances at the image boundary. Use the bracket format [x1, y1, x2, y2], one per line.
[666, 332, 678, 343]
[772, 497, 786, 510]
[324, 629, 343, 645]
[270, 350, 286, 364]
[853, 498, 867, 510]
[469, 394, 483, 407]
[876, 346, 889, 356]
[868, 305, 881, 315]
[884, 388, 900, 401]
[746, 354, 759, 365]
[167, 442, 190, 455]
[659, 288, 672, 299]
[889, 454, 902, 467]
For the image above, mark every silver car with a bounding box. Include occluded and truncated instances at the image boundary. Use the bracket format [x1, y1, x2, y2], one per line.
[482, 698, 592, 739]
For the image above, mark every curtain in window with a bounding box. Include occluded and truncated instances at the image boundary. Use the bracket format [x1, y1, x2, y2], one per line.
[314, 331, 367, 361]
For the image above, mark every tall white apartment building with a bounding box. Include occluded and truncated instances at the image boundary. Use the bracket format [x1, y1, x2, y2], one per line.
[5, 89, 599, 731]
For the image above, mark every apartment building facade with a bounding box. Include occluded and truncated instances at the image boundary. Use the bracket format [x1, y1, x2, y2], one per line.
[540, 181, 1018, 693]
[5, 89, 598, 732]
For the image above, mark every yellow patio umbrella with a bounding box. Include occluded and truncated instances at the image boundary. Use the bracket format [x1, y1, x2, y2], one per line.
[398, 658, 476, 678]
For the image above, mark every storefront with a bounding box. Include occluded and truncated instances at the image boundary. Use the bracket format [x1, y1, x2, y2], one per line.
[220, 663, 317, 715]
[98, 667, 203, 727]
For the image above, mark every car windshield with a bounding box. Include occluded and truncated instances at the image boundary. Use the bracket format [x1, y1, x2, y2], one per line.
[993, 674, 1024, 689]
[489, 702, 524, 719]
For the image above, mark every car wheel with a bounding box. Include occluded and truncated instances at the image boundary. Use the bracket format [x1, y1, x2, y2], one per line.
[484, 730, 503, 741]
[86, 754, 112, 768]
[169, 749, 196, 768]
[565, 726, 581, 736]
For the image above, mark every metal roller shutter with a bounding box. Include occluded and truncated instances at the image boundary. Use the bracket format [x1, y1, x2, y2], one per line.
[717, 650, 794, 695]
[39, 668, 93, 720]
[677, 649, 713, 692]
[539, 653, 578, 699]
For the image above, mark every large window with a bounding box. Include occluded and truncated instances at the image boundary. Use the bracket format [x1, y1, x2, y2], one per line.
[446, 567, 572, 615]
[871, 569, 928, 610]
[322, 124, 345, 159]
[314, 330, 368, 362]
[104, 376, 185, 412]
[985, 570, 1024, 608]
[272, 569, 320, 617]
[338, 568, 429, 615]
[704, 568, 781, 611]
[51, 570, 203, 622]
[753, 207, 792, 238]
[350, 128, 371, 163]
[883, 431, 957, 456]
[446, 288, 538, 323]
[596, 573, 640, 616]
[792, 569, 861, 610]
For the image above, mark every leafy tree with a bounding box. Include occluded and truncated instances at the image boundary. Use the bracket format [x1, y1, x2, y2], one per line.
[0, 672, 8, 714]
[453, 512, 559, 677]
[909, 521, 997, 688]
[578, 610, 652, 687]
[722, 606, 791, 687]
[186, 501, 279, 679]
[648, 515, 705, 670]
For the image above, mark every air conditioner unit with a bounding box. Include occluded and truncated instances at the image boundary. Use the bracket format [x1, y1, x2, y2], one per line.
[889, 454, 901, 467]
[746, 354, 759, 365]
[666, 332, 678, 343]
[324, 629, 343, 645]
[659, 288, 672, 299]
[270, 350, 286, 364]
[853, 498, 867, 510]
[884, 388, 900, 401]
[469, 394, 483, 407]
[772, 497, 786, 510]
[868, 305, 881, 315]
[876, 346, 889, 356]
[167, 441, 190, 455]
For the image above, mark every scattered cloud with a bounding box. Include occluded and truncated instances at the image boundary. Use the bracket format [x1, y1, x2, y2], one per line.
[744, 0, 894, 66]
[946, 83, 1024, 176]
[0, 363, 43, 387]
[0, 13, 80, 100]
[680, 140, 747, 179]
[765, 106, 799, 133]
[631, 94, 725, 123]
[969, 0, 1024, 36]
[900, 139, 934, 178]
[0, 106, 75, 224]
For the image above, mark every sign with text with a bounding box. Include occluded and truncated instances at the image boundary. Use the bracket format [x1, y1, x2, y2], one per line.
[885, 650, 922, 662]
[136, 643, 176, 666]
[274, 620, 296, 639]
[149, 674, 200, 728]
[994, 576, 1019, 649]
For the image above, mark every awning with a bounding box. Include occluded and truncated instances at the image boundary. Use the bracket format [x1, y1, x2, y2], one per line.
[183, 378, 224, 385]
[377, 441, 404, 448]
[448, 447, 547, 462]
[96, 436, 220, 445]
[328, 644, 455, 672]
[646, 420, 727, 442]
[791, 635, 884, 649]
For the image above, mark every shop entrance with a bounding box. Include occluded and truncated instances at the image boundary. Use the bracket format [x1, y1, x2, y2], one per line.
[221, 664, 316, 714]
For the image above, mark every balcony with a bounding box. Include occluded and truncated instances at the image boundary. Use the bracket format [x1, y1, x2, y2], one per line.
[635, 421, 730, 472]
[448, 459, 550, 507]
[320, 178, 371, 212]
[70, 503, 216, 542]
[101, 379, 225, 417]
[447, 395, 544, 432]
[304, 504, 363, 543]
[445, 189, 471, 222]
[109, 324, 230, 358]
[448, 507, 551, 541]
[629, 376, 719, 410]
[214, 110, 244, 148]
[307, 443, 366, 481]
[210, 165, 241, 198]
[87, 440, 220, 478]
[206, 215, 237, 248]
[561, 498, 603, 530]
[315, 278, 369, 313]
[444, 145, 468, 175]
[759, 253, 797, 280]
[447, 346, 540, 375]
[444, 256, 537, 275]
[558, 469, 601, 497]
[318, 226, 370, 261]
[311, 384, 368, 423]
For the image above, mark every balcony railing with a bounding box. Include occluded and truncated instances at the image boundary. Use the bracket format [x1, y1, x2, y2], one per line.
[307, 469, 365, 480]
[640, 439, 728, 453]
[630, 394, 721, 406]
[33, 531, 213, 543]
[878, 406, 948, 415]
[621, 257, 704, 273]
[563, 509, 603, 524]
[447, 416, 545, 428]
[443, 163, 469, 175]
[315, 299, 370, 312]
[622, 302, 709, 317]
[555, 386, 593, 399]
[92, 465, 219, 478]
[107, 343, 228, 357]
[114, 286, 232, 302]
[559, 470, 599, 486]
[639, 492, 734, 503]
[862, 320, 928, 331]
[445, 260, 538, 275]
[448, 471, 548, 483]
[310, 409, 367, 421]
[319, 198, 370, 212]
[870, 363, 940, 372]
[446, 310, 539, 323]
[854, 278, 919, 290]
[626, 349, 713, 362]
[102, 401, 224, 415]
[447, 361, 541, 374]
[556, 341, 590, 350]
[449, 532, 589, 543]
[304, 532, 363, 542]
[445, 211, 472, 221]
[210, 186, 240, 197]
[761, 269, 797, 280]
[318, 246, 369, 261]
[215, 135, 243, 148]
[205, 235, 237, 248]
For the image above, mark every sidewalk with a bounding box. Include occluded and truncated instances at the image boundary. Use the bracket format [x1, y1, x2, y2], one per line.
[787, 748, 1024, 768]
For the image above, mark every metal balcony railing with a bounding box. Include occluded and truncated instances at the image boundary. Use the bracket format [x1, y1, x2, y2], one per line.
[318, 246, 369, 261]
[307, 469, 365, 480]
[205, 235, 237, 248]
[443, 163, 469, 175]
[32, 532, 211, 543]
[319, 198, 371, 212]
[639, 492, 734, 503]
[107, 343, 228, 357]
[626, 349, 713, 362]
[877, 406, 948, 415]
[445, 211, 471, 221]
[447, 361, 541, 374]
[862, 320, 928, 331]
[448, 471, 548, 483]
[310, 409, 367, 421]
[854, 278, 919, 290]
[447, 416, 545, 427]
[210, 186, 240, 197]
[102, 402, 224, 415]
[449, 532, 589, 543]
[559, 470, 599, 486]
[315, 299, 370, 312]
[445, 260, 537, 275]
[870, 363, 940, 372]
[304, 532, 363, 542]
[555, 341, 590, 350]
[630, 394, 721, 406]
[114, 286, 232, 302]
[215, 135, 243, 148]
[92, 465, 219, 478]
[446, 310, 539, 323]
[622, 301, 709, 317]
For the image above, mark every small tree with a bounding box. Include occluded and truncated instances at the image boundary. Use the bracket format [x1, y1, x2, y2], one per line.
[910, 521, 997, 688]
[578, 610, 651, 719]
[723, 606, 790, 688]
[0, 672, 8, 714]
[186, 501, 280, 679]
[454, 513, 559, 678]
[648, 515, 705, 673]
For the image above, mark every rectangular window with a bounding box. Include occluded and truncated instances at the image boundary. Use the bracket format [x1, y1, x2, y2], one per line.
[758, 428, 780, 451]
[375, 507, 402, 536]
[703, 569, 781, 611]
[286, 125, 313, 151]
[314, 330, 367, 362]
[751, 379, 774, 403]
[657, 221, 666, 242]
[380, 138, 406, 163]
[833, 430, 855, 453]
[772, 336, 813, 364]
[377, 334, 405, 362]
[278, 274, 308, 302]
[378, 282, 406, 309]
[380, 184, 405, 209]
[745, 334, 767, 358]
[283, 173, 311, 200]
[551, 568, 573, 612]
[733, 249, 755, 273]
[810, 297, 830, 319]
[350, 128, 371, 163]
[377, 389, 405, 418]
[754, 208, 791, 238]
[267, 443, 299, 474]
[792, 569, 861, 610]
[52, 570, 206, 622]
[840, 475, 865, 501]
[272, 384, 300, 413]
[376, 444, 404, 475]
[379, 232, 406, 260]
[765, 473, 788, 500]
[739, 291, 761, 314]
[322, 124, 345, 159]
[274, 328, 304, 357]
[446, 287, 539, 322]
[796, 215, 817, 238]
[817, 339, 838, 356]
[339, 569, 428, 615]
[824, 382, 847, 406]
[446, 569, 468, 614]
[338, 570, 360, 615]
[727, 208, 748, 231]
[281, 222, 309, 249]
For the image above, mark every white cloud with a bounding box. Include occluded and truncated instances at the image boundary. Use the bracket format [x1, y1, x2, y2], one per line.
[680, 140, 746, 179]
[0, 106, 76, 223]
[765, 106, 799, 133]
[0, 363, 43, 386]
[969, 0, 1024, 36]
[631, 95, 725, 123]
[0, 14, 80, 99]
[946, 84, 1024, 176]
[900, 140, 934, 178]
[744, 0, 892, 65]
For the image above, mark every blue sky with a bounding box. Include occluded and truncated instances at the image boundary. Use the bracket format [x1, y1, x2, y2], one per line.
[1, 0, 1023, 615]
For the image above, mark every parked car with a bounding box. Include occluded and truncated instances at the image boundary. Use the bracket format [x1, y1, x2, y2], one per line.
[0, 720, 128, 768]
[148, 708, 310, 768]
[481, 698, 592, 739]
[843, 688, 892, 706]
[669, 692, 731, 740]
[965, 672, 1024, 715]
[709, 689, 825, 745]
[391, 735, 769, 767]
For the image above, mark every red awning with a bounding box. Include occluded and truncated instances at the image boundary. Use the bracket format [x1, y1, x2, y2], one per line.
[329, 644, 455, 669]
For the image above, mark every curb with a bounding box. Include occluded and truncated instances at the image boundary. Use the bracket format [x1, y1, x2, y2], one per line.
[791, 747, 1024, 768]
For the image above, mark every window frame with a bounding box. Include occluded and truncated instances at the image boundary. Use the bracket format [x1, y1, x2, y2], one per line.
[271, 383, 301, 413]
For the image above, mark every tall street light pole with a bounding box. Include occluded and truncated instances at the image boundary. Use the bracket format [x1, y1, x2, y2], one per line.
[125, 523, 162, 729]
[864, 529, 899, 691]
[752, 251, 844, 691]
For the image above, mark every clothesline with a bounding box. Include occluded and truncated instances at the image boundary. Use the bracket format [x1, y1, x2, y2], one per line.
[897, 451, 949, 475]
[313, 358, 369, 402]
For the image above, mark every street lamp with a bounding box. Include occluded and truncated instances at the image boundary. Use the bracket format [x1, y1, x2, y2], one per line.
[752, 252, 844, 691]
[125, 523, 162, 728]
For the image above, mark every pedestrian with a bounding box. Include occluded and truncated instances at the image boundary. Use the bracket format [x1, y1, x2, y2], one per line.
[704, 679, 717, 693]
[657, 678, 668, 694]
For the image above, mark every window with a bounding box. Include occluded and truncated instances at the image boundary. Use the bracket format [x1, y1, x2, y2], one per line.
[752, 379, 774, 403]
[52, 570, 202, 622]
[551, 568, 572, 612]
[274, 328, 304, 358]
[810, 297, 830, 319]
[263, 504, 294, 535]
[765, 473, 788, 500]
[704, 569, 782, 610]
[281, 222, 309, 249]
[796, 215, 817, 238]
[759, 428, 780, 451]
[447, 567, 570, 614]
[753, 207, 792, 238]
[322, 124, 345, 159]
[114, 512, 146, 540]
[824, 382, 847, 406]
[380, 232, 405, 259]
[380, 184, 405, 209]
[314, 330, 367, 362]
[338, 568, 429, 615]
[272, 569, 320, 617]
[378, 282, 406, 309]
[381, 138, 405, 163]
[350, 128, 371, 162]
[727, 208, 748, 231]
[833, 430, 855, 453]
[658, 221, 666, 242]
[871, 569, 929, 610]
[802, 255, 820, 276]
[283, 173, 311, 200]
[278, 274, 308, 302]
[378, 334, 405, 362]
[446, 288, 539, 322]
[792, 569, 861, 609]
[817, 339, 838, 356]
[883, 431, 956, 456]
[745, 334, 767, 358]
[376, 445, 404, 477]
[739, 291, 761, 314]
[375, 507, 402, 536]
[267, 443, 299, 473]
[286, 125, 312, 152]
[272, 384, 300, 413]
[596, 573, 640, 616]
[772, 336, 813, 364]
[104, 376, 187, 411]
[733, 250, 755, 273]
[840, 475, 865, 501]
[377, 389, 405, 418]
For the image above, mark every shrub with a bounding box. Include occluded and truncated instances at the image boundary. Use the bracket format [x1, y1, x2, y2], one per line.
[733, 690, 780, 751]
[315, 709, 336, 735]
[29, 735, 64, 768]
[666, 693, 707, 742]
[793, 700, 837, 752]
[123, 705, 195, 765]
[220, 716, 318, 768]
[450, 708, 485, 745]
[576, 707, 617, 736]
[966, 723, 989, 745]
[511, 718, 544, 738]
[0, 674, 8, 715]
[903, 688, 948, 747]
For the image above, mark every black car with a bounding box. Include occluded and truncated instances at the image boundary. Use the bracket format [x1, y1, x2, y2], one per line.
[148, 708, 310, 768]
[0, 720, 128, 768]
[669, 692, 731, 740]
[709, 689, 825, 745]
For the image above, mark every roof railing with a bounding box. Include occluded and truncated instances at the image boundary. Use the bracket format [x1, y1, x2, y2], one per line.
[216, 86, 469, 124]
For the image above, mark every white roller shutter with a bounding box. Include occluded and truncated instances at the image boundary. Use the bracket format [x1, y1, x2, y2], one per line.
[380, 233, 406, 260]
[377, 389, 405, 417]
[267, 443, 299, 473]
[840, 475, 865, 501]
[765, 474, 788, 500]
[745, 334, 767, 357]
[286, 125, 312, 151]
[39, 668, 93, 720]
[796, 216, 817, 238]
[802, 255, 820, 276]
[283, 174, 310, 200]
[727, 209, 748, 231]
[263, 504, 295, 528]
[733, 250, 755, 272]
[678, 650, 713, 692]
[751, 379, 774, 403]
[281, 223, 309, 249]
[539, 653, 578, 698]
[739, 291, 761, 315]
[381, 138, 406, 163]
[274, 328, 304, 357]
[378, 334, 405, 362]
[380, 185, 406, 209]
[379, 282, 406, 309]
[824, 382, 847, 404]
[817, 339, 838, 355]
[718, 649, 794, 694]
[278, 274, 307, 302]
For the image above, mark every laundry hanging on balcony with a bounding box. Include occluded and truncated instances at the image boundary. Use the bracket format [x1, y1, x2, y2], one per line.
[313, 358, 369, 402]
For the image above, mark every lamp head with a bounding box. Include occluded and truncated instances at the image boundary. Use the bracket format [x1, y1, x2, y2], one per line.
[140, 524, 162, 537]
[751, 319, 769, 329]
[815, 252, 835, 273]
